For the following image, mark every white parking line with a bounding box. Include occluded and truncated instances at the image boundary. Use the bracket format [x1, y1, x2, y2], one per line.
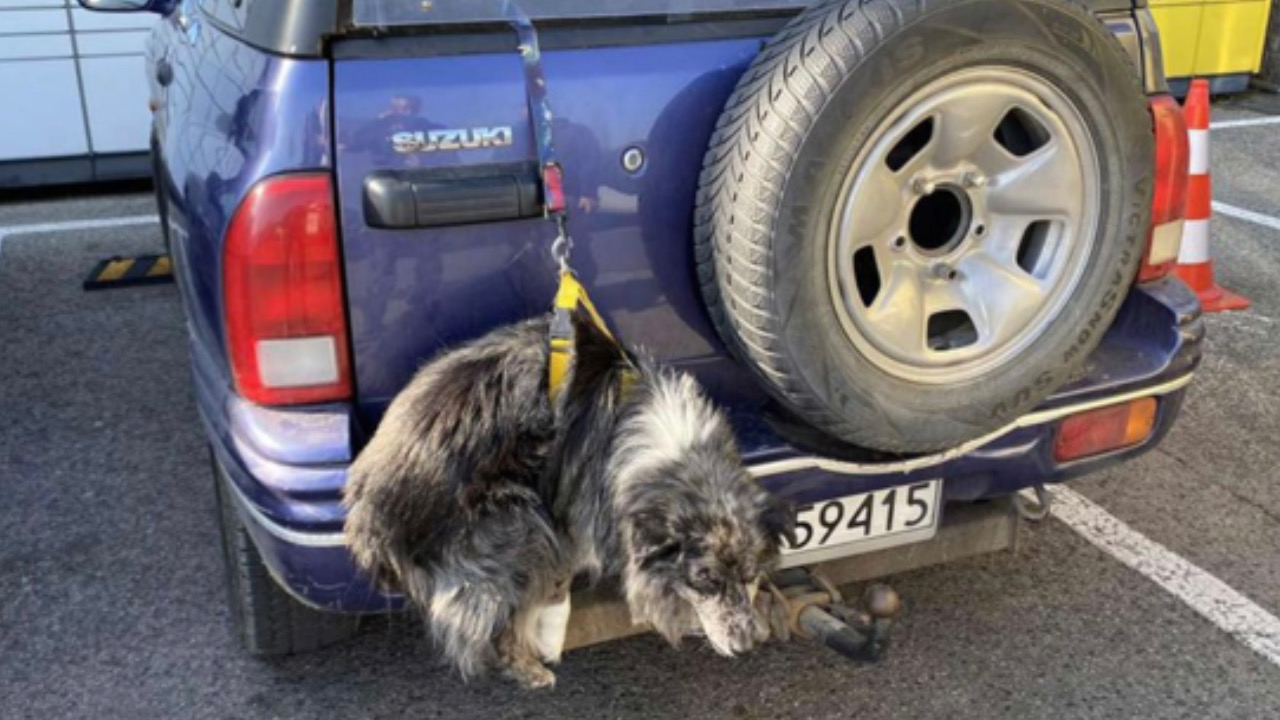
[1213, 201, 1280, 234]
[1211, 116, 1280, 130]
[1050, 486, 1280, 669]
[0, 215, 159, 265]
[0, 214, 159, 242]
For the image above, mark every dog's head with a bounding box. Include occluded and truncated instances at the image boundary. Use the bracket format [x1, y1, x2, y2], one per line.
[622, 451, 795, 656]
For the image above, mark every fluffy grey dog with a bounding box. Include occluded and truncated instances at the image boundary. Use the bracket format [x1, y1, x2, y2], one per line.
[343, 309, 793, 688]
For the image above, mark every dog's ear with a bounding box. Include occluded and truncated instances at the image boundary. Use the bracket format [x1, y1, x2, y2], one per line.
[568, 304, 627, 379]
[630, 512, 682, 571]
[569, 304, 614, 353]
[759, 493, 797, 549]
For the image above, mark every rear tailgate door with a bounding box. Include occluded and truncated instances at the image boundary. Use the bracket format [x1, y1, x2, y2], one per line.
[331, 4, 805, 426]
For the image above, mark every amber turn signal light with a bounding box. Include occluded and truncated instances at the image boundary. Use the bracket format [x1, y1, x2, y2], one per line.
[1054, 398, 1158, 463]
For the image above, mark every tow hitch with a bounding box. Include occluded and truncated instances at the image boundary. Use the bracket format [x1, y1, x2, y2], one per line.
[760, 568, 901, 663]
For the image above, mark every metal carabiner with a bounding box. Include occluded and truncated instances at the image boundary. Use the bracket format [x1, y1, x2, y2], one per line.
[550, 215, 572, 274]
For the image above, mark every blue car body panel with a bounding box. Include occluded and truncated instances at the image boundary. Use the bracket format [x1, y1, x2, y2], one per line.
[147, 5, 1202, 612]
[332, 40, 771, 426]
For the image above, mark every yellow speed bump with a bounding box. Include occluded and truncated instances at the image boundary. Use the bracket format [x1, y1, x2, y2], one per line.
[83, 254, 175, 291]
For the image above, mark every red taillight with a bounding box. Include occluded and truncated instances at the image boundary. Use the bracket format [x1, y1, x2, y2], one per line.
[223, 174, 351, 406]
[1054, 398, 1158, 462]
[1141, 96, 1190, 282]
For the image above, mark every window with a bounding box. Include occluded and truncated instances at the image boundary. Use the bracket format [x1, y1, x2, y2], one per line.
[353, 0, 809, 27]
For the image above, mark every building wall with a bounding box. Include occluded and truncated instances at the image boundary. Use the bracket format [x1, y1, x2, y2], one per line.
[0, 1, 156, 165]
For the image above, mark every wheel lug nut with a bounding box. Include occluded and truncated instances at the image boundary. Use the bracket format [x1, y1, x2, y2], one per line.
[912, 177, 935, 195]
[963, 171, 986, 189]
[891, 236, 907, 251]
[933, 263, 958, 281]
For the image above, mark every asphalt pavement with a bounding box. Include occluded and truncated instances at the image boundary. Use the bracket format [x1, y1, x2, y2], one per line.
[3, 98, 1280, 719]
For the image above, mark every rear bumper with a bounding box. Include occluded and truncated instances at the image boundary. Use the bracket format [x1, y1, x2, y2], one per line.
[199, 277, 1202, 612]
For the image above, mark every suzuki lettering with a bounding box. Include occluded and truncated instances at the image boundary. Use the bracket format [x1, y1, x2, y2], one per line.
[391, 126, 515, 154]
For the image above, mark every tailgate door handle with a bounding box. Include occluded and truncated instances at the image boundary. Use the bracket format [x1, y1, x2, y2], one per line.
[363, 163, 542, 229]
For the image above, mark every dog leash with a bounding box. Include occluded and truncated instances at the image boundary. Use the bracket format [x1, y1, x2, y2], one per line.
[505, 0, 568, 251]
[506, 2, 632, 403]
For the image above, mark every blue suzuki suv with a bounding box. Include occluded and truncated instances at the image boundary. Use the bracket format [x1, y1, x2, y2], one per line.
[82, 0, 1201, 654]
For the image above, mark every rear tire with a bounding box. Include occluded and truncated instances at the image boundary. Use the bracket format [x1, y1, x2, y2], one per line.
[212, 454, 360, 655]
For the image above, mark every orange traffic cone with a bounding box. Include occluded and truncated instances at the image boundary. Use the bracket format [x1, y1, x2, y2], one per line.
[1172, 78, 1251, 313]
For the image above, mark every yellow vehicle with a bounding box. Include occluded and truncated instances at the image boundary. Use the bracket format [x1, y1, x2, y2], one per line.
[1153, 0, 1274, 92]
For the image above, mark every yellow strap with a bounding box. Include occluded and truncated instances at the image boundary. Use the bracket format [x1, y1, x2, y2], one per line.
[553, 270, 615, 342]
[548, 337, 572, 403]
[548, 270, 624, 403]
[549, 340, 638, 404]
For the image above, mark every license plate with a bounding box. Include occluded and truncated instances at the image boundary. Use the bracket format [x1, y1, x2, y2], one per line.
[779, 480, 942, 567]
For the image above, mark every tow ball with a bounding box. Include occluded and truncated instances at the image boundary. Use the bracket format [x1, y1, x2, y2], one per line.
[759, 568, 901, 663]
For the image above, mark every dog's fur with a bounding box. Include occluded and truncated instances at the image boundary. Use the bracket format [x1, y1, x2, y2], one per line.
[343, 310, 792, 687]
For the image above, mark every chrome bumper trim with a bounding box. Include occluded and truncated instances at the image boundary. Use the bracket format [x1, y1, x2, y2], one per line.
[750, 374, 1195, 478]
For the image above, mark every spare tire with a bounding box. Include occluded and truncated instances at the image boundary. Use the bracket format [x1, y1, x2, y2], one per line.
[695, 0, 1152, 452]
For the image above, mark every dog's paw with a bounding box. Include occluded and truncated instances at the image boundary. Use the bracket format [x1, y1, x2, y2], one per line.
[507, 662, 557, 690]
[534, 596, 571, 665]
